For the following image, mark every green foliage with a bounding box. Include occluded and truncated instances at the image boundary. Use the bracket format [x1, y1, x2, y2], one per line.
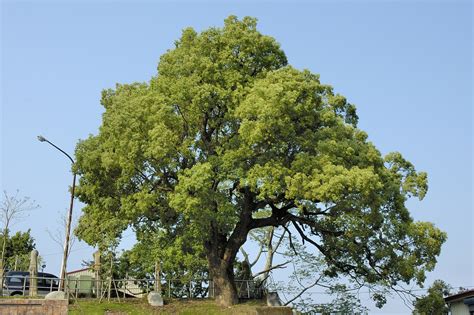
[0, 229, 36, 270]
[309, 286, 369, 315]
[413, 280, 451, 315]
[113, 230, 207, 282]
[73, 15, 446, 306]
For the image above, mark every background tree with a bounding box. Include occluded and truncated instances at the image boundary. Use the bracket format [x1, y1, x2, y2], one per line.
[0, 229, 36, 271]
[46, 210, 78, 257]
[241, 227, 374, 313]
[110, 230, 208, 297]
[0, 190, 38, 269]
[73, 16, 446, 306]
[0, 190, 39, 292]
[239, 210, 289, 284]
[291, 284, 369, 315]
[413, 280, 451, 315]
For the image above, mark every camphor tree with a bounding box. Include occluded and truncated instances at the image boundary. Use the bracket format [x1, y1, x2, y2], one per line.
[73, 16, 446, 307]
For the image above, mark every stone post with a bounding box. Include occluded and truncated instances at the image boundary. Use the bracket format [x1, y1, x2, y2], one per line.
[29, 249, 38, 297]
[154, 261, 161, 294]
[148, 260, 164, 308]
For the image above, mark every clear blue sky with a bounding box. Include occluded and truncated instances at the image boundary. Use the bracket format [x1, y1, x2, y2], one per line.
[1, 1, 472, 313]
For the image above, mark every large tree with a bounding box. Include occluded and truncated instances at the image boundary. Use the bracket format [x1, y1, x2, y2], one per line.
[74, 16, 446, 306]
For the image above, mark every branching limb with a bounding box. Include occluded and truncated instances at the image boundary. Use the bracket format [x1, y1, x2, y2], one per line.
[46, 211, 78, 256]
[249, 241, 265, 268]
[273, 227, 287, 254]
[282, 224, 298, 256]
[253, 261, 290, 278]
[240, 247, 250, 265]
[284, 276, 323, 306]
[291, 220, 356, 275]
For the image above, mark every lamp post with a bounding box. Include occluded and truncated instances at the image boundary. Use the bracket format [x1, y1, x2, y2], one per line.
[37, 135, 76, 291]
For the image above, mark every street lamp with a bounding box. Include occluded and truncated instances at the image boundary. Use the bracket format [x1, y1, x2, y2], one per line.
[37, 135, 76, 291]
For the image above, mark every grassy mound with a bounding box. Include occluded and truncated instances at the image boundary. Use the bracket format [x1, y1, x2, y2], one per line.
[68, 298, 266, 315]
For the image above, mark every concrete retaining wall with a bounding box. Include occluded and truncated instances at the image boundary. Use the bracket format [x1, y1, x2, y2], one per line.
[0, 299, 68, 315]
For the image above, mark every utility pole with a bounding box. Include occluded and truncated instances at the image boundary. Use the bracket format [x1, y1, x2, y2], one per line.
[37, 135, 76, 291]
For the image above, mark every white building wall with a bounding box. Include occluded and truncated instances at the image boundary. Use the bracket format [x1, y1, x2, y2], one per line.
[450, 302, 470, 315]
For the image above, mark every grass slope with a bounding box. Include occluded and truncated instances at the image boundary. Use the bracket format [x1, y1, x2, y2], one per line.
[68, 298, 266, 315]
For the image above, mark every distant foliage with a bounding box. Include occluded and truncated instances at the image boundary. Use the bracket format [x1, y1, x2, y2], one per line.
[413, 280, 451, 315]
[0, 229, 36, 270]
[293, 290, 369, 315]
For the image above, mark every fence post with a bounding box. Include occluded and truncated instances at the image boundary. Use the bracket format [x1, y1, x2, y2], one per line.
[94, 250, 101, 299]
[107, 254, 113, 301]
[124, 273, 128, 299]
[154, 261, 161, 294]
[112, 279, 120, 302]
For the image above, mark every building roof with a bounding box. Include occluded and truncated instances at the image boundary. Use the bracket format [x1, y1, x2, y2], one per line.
[444, 289, 474, 303]
[67, 267, 94, 275]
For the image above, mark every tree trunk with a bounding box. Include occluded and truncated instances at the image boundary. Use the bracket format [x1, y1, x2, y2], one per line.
[206, 188, 256, 307]
[208, 251, 239, 307]
[0, 227, 9, 296]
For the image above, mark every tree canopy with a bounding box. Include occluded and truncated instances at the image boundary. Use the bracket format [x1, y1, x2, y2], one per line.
[74, 16, 446, 306]
[0, 229, 36, 271]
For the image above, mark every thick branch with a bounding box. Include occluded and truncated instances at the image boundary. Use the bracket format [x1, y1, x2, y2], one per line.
[222, 187, 255, 263]
[282, 224, 297, 255]
[290, 214, 343, 237]
[291, 220, 356, 275]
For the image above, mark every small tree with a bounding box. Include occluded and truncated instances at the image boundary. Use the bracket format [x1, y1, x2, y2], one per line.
[413, 280, 451, 315]
[0, 229, 36, 270]
[46, 211, 78, 257]
[0, 190, 38, 270]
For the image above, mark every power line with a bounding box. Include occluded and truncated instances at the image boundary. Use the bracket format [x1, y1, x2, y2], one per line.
[277, 285, 474, 295]
[41, 245, 92, 257]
